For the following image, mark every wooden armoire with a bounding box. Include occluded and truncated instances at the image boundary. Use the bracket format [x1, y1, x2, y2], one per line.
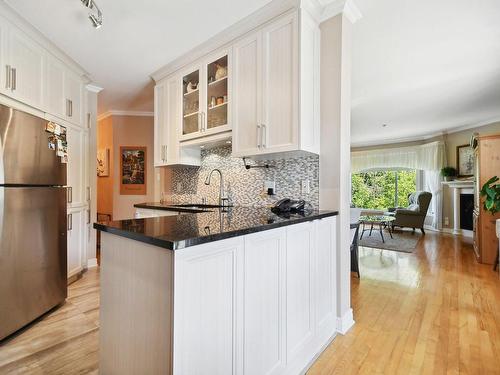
[472, 134, 500, 265]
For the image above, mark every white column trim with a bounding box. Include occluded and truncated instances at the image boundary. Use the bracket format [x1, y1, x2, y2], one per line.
[337, 308, 355, 334]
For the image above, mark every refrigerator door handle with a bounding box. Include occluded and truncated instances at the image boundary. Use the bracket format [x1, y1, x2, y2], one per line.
[68, 213, 72, 231]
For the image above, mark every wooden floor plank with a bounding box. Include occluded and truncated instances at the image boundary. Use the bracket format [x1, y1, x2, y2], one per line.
[1, 231, 500, 374]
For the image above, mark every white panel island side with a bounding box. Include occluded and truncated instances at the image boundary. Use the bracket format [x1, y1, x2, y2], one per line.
[95, 207, 338, 375]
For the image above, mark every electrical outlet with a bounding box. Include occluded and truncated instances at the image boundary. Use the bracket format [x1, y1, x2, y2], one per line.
[264, 180, 276, 195]
[301, 179, 310, 194]
[444, 217, 449, 226]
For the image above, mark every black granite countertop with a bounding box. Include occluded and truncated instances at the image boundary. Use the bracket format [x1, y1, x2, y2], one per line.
[94, 206, 338, 250]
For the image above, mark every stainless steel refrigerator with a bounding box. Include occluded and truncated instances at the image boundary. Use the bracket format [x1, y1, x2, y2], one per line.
[0, 103, 67, 340]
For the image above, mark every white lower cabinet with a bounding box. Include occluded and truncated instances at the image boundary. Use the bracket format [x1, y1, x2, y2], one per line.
[172, 216, 337, 374]
[242, 229, 286, 375]
[67, 207, 86, 278]
[173, 238, 242, 375]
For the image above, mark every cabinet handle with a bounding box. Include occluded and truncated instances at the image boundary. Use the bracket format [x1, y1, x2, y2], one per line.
[163, 145, 167, 162]
[68, 213, 73, 231]
[5, 65, 11, 89]
[67, 186, 73, 203]
[262, 124, 267, 148]
[11, 68, 16, 91]
[66, 99, 70, 117]
[203, 112, 207, 132]
[257, 124, 261, 149]
[87, 209, 91, 224]
[69, 100, 73, 117]
[86, 186, 91, 202]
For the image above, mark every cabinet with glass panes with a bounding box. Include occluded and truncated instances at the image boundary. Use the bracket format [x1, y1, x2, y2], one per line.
[180, 52, 230, 140]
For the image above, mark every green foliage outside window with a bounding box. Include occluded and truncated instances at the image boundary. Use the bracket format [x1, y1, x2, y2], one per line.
[351, 170, 417, 210]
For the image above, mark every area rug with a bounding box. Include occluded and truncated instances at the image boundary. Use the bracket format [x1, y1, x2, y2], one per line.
[358, 228, 421, 253]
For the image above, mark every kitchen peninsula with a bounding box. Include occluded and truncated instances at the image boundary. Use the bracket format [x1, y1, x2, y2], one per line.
[94, 205, 338, 375]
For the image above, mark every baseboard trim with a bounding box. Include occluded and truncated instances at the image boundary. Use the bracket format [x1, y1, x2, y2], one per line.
[336, 308, 355, 335]
[87, 258, 98, 268]
[440, 227, 473, 238]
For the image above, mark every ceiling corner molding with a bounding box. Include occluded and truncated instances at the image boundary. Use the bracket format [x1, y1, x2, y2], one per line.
[97, 110, 154, 121]
[86, 83, 104, 93]
[319, 0, 362, 24]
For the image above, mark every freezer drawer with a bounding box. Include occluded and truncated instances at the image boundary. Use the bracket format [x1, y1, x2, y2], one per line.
[0, 104, 66, 186]
[0, 187, 67, 340]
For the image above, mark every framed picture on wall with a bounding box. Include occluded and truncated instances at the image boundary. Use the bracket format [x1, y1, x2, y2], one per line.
[97, 148, 110, 176]
[120, 146, 147, 195]
[456, 144, 474, 177]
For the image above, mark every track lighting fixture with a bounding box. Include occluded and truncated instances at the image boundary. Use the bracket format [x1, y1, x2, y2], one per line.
[81, 0, 102, 29]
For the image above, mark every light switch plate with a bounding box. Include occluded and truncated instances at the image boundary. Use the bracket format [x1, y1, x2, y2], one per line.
[301, 180, 310, 194]
[264, 180, 276, 194]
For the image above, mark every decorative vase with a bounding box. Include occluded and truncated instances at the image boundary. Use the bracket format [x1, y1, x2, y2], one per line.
[215, 64, 227, 80]
[186, 81, 198, 93]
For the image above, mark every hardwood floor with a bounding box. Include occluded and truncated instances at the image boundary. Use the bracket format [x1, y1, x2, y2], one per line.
[0, 269, 100, 374]
[1, 231, 499, 374]
[309, 232, 500, 375]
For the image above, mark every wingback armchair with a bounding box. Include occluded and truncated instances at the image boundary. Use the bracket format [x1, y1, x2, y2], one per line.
[385, 191, 432, 234]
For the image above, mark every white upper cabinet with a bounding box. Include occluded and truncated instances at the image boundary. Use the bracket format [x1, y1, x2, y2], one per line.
[232, 10, 319, 158]
[152, 6, 320, 162]
[2, 26, 44, 109]
[45, 54, 83, 127]
[179, 49, 231, 142]
[45, 54, 66, 118]
[155, 75, 200, 167]
[232, 32, 262, 157]
[0, 16, 86, 127]
[64, 69, 83, 126]
[261, 13, 298, 153]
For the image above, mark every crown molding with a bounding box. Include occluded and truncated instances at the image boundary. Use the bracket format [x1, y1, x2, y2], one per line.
[86, 83, 104, 93]
[351, 116, 500, 149]
[318, 0, 362, 24]
[97, 110, 154, 121]
[1, 0, 91, 79]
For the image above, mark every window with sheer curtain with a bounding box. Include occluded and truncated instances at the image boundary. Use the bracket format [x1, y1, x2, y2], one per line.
[351, 141, 446, 230]
[351, 169, 417, 210]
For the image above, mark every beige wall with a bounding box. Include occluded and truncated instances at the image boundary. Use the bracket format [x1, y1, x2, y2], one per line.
[97, 115, 155, 221]
[441, 122, 500, 229]
[97, 116, 114, 217]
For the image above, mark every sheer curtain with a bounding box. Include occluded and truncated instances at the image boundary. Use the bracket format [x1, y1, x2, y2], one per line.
[351, 141, 446, 173]
[424, 170, 443, 230]
[351, 141, 446, 230]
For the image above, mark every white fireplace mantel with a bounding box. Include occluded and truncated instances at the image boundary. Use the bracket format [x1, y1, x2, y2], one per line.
[442, 180, 474, 235]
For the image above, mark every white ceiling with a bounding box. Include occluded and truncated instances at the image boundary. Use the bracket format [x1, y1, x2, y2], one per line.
[7, 0, 500, 144]
[351, 0, 500, 146]
[6, 0, 272, 115]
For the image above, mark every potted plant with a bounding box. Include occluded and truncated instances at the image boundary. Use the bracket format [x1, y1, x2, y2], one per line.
[480, 176, 500, 214]
[441, 167, 457, 182]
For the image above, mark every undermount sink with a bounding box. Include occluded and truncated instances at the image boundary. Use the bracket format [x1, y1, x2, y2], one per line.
[170, 203, 233, 209]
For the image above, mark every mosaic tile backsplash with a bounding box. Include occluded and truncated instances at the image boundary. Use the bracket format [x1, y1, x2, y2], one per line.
[168, 146, 319, 209]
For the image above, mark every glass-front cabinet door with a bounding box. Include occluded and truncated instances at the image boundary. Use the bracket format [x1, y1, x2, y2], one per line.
[179, 51, 231, 141]
[182, 68, 201, 137]
[206, 54, 229, 131]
